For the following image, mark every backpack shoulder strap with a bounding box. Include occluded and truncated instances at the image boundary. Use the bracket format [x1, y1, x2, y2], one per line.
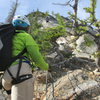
[7, 48, 27, 69]
[13, 48, 27, 60]
[6, 48, 27, 80]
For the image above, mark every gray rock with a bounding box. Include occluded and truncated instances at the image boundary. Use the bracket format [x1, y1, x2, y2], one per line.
[73, 34, 98, 58]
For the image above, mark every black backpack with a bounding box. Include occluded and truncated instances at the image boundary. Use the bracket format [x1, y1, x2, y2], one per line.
[0, 24, 26, 71]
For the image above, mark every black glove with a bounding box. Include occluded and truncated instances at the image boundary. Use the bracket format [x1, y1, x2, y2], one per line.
[48, 68, 52, 73]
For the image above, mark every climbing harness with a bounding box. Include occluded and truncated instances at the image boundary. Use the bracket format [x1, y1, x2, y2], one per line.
[46, 71, 55, 100]
[7, 57, 32, 85]
[6, 49, 33, 85]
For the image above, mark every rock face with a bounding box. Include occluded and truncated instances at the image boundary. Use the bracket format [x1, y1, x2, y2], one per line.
[29, 13, 100, 99]
[38, 16, 58, 29]
[32, 26, 100, 99]
[73, 34, 98, 58]
[33, 56, 100, 100]
[0, 12, 100, 100]
[76, 34, 96, 53]
[41, 70, 100, 100]
[0, 89, 7, 100]
[55, 34, 98, 60]
[35, 64, 100, 100]
[56, 37, 73, 57]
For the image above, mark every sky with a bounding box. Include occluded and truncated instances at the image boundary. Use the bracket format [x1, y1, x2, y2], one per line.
[0, 0, 100, 22]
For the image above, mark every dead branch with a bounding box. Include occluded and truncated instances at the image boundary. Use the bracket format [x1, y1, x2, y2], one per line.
[6, 0, 19, 23]
[52, 0, 74, 8]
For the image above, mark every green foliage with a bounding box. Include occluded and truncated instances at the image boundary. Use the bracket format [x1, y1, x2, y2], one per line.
[74, 26, 87, 35]
[28, 10, 46, 18]
[28, 11, 43, 34]
[41, 26, 66, 41]
[32, 25, 66, 52]
[93, 50, 100, 58]
[67, 0, 98, 34]
[45, 11, 49, 17]
[83, 0, 100, 30]
[55, 13, 66, 27]
[93, 20, 100, 28]
[67, 0, 98, 35]
[84, 0, 97, 23]
[68, 12, 76, 21]
[83, 7, 92, 13]
[96, 33, 100, 37]
[67, 12, 88, 35]
[28, 12, 66, 53]
[84, 35, 94, 47]
[39, 41, 53, 52]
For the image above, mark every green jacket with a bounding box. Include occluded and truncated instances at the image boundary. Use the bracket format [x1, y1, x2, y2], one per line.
[12, 30, 49, 70]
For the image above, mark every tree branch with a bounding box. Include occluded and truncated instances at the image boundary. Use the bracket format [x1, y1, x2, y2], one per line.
[6, 0, 19, 23]
[52, 0, 74, 7]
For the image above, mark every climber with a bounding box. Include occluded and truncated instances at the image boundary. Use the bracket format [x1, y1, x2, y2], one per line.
[2, 15, 49, 100]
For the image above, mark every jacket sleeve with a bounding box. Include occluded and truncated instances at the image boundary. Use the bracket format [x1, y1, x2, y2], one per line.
[25, 34, 49, 70]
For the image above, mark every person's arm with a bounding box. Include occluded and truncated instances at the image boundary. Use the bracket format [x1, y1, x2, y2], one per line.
[25, 34, 49, 70]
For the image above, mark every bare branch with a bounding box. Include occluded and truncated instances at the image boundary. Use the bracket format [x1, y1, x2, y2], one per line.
[52, 0, 74, 7]
[6, 0, 19, 23]
[52, 3, 68, 6]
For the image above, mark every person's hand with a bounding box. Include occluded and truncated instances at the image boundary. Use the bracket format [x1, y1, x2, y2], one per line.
[48, 68, 52, 73]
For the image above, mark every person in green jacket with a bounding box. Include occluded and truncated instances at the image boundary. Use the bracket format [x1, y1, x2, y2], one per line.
[2, 15, 49, 100]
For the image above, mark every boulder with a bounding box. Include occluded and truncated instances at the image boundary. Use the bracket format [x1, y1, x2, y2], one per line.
[41, 70, 100, 100]
[73, 34, 98, 58]
[56, 37, 73, 58]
